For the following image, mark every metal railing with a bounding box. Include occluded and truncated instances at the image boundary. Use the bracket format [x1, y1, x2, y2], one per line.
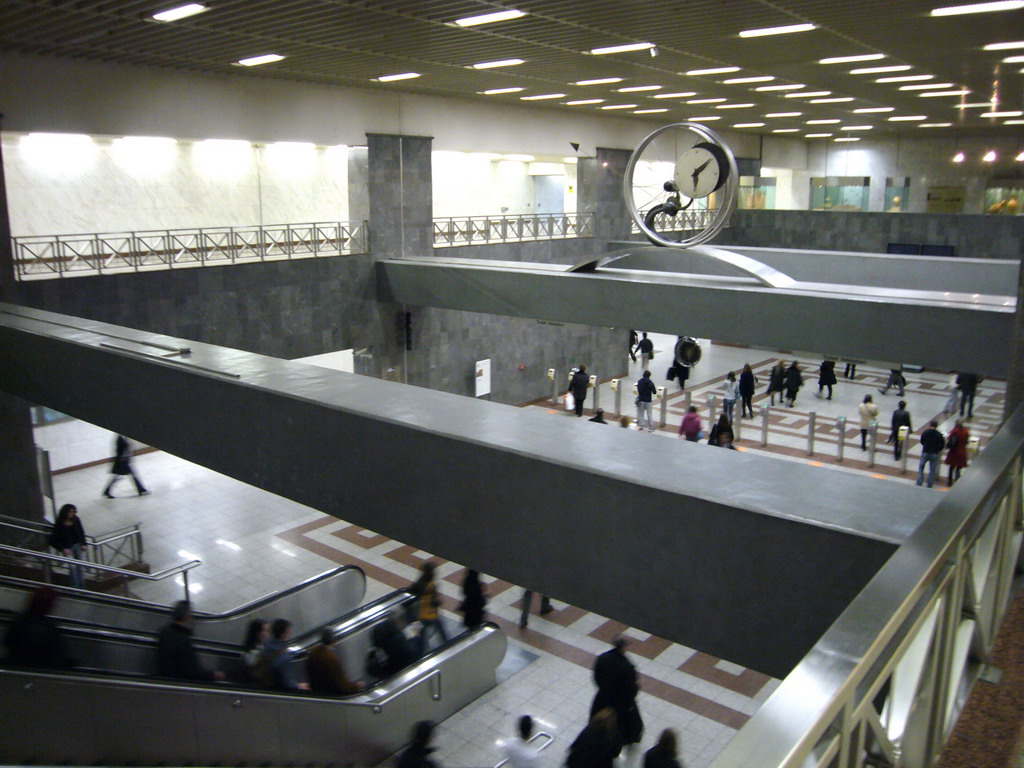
[0, 514, 144, 570]
[494, 731, 555, 768]
[0, 543, 199, 601]
[433, 212, 595, 247]
[711, 404, 1024, 768]
[12, 221, 369, 280]
[630, 208, 716, 234]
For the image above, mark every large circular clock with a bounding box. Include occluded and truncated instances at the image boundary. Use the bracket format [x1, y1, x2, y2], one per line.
[623, 122, 739, 248]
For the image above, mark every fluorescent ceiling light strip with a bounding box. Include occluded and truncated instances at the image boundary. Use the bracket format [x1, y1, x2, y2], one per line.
[565, 99, 604, 105]
[653, 92, 697, 98]
[503, 154, 534, 161]
[919, 89, 971, 96]
[739, 23, 816, 37]
[602, 103, 638, 109]
[765, 112, 801, 117]
[686, 67, 740, 76]
[715, 103, 754, 109]
[888, 115, 928, 121]
[377, 72, 420, 82]
[900, 82, 953, 90]
[819, 53, 885, 64]
[723, 76, 774, 84]
[521, 93, 565, 100]
[834, 137, 861, 142]
[152, 3, 207, 22]
[237, 54, 284, 66]
[955, 102, 997, 107]
[931, 1, 1024, 16]
[840, 125, 874, 130]
[1003, 54, 1024, 62]
[850, 65, 911, 74]
[1004, 119, 1024, 124]
[733, 122, 765, 127]
[920, 122, 954, 126]
[772, 128, 799, 133]
[471, 58, 524, 69]
[984, 40, 1024, 49]
[618, 85, 662, 92]
[876, 75, 934, 82]
[810, 97, 853, 103]
[853, 107, 894, 112]
[481, 87, 523, 94]
[805, 133, 834, 137]
[688, 116, 721, 121]
[756, 83, 804, 90]
[785, 91, 831, 97]
[687, 97, 726, 104]
[454, 9, 526, 26]
[591, 42, 654, 55]
[806, 119, 840, 124]
[575, 77, 623, 85]
[634, 108, 668, 113]
[981, 110, 1024, 116]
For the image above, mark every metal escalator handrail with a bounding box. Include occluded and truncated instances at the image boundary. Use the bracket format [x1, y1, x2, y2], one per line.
[494, 731, 555, 768]
[349, 667, 443, 714]
[0, 515, 142, 553]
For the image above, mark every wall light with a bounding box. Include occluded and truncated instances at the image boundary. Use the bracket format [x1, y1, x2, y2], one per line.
[192, 139, 252, 178]
[266, 141, 317, 179]
[112, 136, 178, 176]
[983, 150, 997, 161]
[952, 151, 966, 162]
[1016, 150, 1024, 161]
[20, 133, 98, 176]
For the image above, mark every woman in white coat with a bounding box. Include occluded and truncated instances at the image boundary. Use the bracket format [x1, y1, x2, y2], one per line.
[858, 394, 880, 451]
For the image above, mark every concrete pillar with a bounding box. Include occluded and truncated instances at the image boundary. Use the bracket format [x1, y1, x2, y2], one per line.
[347, 145, 369, 224]
[1006, 261, 1024, 420]
[366, 133, 433, 259]
[0, 392, 44, 522]
[577, 146, 633, 246]
[0, 115, 20, 304]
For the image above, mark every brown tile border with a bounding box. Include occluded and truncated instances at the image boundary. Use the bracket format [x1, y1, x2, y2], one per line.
[679, 652, 771, 698]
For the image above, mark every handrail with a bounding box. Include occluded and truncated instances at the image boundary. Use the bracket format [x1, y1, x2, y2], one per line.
[0, 543, 199, 601]
[0, 515, 144, 569]
[348, 667, 443, 714]
[433, 212, 595, 247]
[494, 731, 555, 768]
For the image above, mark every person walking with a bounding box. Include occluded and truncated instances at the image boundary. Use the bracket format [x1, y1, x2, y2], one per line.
[635, 370, 657, 433]
[721, 371, 739, 423]
[817, 360, 837, 400]
[679, 406, 702, 442]
[397, 721, 442, 768]
[878, 368, 905, 397]
[889, 401, 912, 460]
[49, 503, 86, 589]
[568, 365, 589, 417]
[501, 715, 544, 768]
[412, 561, 448, 654]
[589, 637, 643, 752]
[944, 419, 970, 486]
[458, 569, 487, 629]
[942, 372, 959, 415]
[102, 434, 149, 497]
[766, 361, 786, 406]
[306, 628, 364, 695]
[518, 589, 553, 629]
[917, 421, 946, 488]
[858, 395, 880, 451]
[784, 361, 803, 408]
[644, 729, 682, 768]
[633, 333, 654, 370]
[566, 708, 622, 768]
[738, 363, 758, 418]
[843, 361, 857, 379]
[957, 372, 980, 418]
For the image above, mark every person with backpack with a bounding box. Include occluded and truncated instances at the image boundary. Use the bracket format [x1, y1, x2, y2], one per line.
[944, 419, 970, 486]
[411, 561, 448, 654]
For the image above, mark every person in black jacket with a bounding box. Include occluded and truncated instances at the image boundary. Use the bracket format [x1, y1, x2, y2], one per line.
[397, 720, 441, 768]
[957, 372, 980, 418]
[589, 637, 643, 750]
[568, 365, 589, 417]
[49, 503, 87, 589]
[644, 729, 682, 768]
[784, 361, 803, 407]
[458, 569, 487, 629]
[156, 600, 223, 682]
[889, 401, 912, 460]
[103, 434, 149, 497]
[371, 606, 419, 678]
[916, 421, 946, 488]
[739, 363, 758, 418]
[635, 371, 658, 433]
[817, 360, 837, 400]
[3, 586, 75, 669]
[567, 708, 622, 768]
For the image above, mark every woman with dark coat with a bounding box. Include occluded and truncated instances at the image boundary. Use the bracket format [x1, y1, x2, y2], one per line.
[49, 503, 86, 589]
[589, 638, 643, 748]
[644, 729, 683, 768]
[738, 363, 758, 418]
[784, 361, 803, 407]
[817, 360, 837, 400]
[397, 720, 441, 768]
[765, 361, 786, 406]
[103, 434, 148, 497]
[458, 569, 487, 629]
[567, 708, 622, 768]
[944, 420, 970, 486]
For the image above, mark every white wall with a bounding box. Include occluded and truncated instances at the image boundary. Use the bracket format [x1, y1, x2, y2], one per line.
[34, 419, 117, 473]
[432, 153, 576, 218]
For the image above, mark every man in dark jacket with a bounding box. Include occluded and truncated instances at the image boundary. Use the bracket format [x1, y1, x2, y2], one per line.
[156, 601, 223, 682]
[589, 637, 643, 750]
[568, 365, 590, 417]
[306, 628, 363, 695]
[957, 372, 980, 418]
[371, 607, 419, 678]
[635, 371, 658, 432]
[633, 333, 654, 370]
[4, 586, 75, 669]
[890, 401, 912, 459]
[917, 421, 946, 488]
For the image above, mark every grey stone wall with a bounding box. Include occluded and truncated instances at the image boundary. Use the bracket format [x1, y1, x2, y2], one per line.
[578, 148, 633, 244]
[714, 210, 1024, 260]
[435, 237, 603, 266]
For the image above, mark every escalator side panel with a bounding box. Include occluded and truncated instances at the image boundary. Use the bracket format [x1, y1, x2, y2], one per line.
[91, 684, 200, 766]
[194, 691, 283, 767]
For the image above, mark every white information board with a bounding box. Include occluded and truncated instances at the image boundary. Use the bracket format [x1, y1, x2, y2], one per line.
[475, 359, 491, 397]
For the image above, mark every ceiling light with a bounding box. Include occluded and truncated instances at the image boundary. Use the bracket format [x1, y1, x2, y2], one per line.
[810, 97, 854, 103]
[919, 89, 971, 96]
[618, 85, 662, 92]
[953, 151, 966, 162]
[983, 150, 997, 161]
[1003, 55, 1024, 62]
[877, 75, 935, 83]
[739, 23, 816, 37]
[453, 9, 526, 26]
[503, 154, 534, 162]
[688, 116, 721, 121]
[888, 115, 928, 121]
[901, 82, 954, 90]
[686, 66, 740, 76]
[819, 53, 886, 64]
[716, 103, 754, 109]
[237, 54, 285, 67]
[834, 137, 861, 142]
[563, 157, 579, 164]
[565, 99, 604, 105]
[591, 42, 655, 55]
[854, 107, 894, 113]
[982, 110, 1024, 116]
[480, 87, 523, 95]
[931, 1, 1024, 16]
[152, 3, 208, 22]
[984, 40, 1024, 49]
[1007, 119, 1024, 124]
[1016, 150, 1024, 160]
[772, 128, 800, 133]
[653, 92, 697, 98]
[786, 91, 831, 97]
[756, 83, 805, 91]
[723, 76, 775, 84]
[850, 65, 912, 74]
[765, 112, 802, 117]
[575, 77, 623, 85]
[376, 72, 421, 82]
[920, 122, 954, 126]
[733, 122, 765, 127]
[471, 58, 525, 69]
[634, 108, 669, 113]
[954, 102, 995, 108]
[602, 103, 638, 109]
[688, 97, 726, 104]
[805, 133, 834, 137]
[807, 118, 841, 124]
[840, 125, 874, 130]
[521, 93, 565, 100]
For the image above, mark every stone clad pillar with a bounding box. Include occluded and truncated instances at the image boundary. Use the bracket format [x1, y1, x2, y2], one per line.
[1006, 261, 1024, 420]
[366, 133, 433, 259]
[577, 147, 633, 246]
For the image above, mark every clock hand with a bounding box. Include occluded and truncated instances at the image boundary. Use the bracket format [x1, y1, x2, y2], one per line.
[691, 158, 712, 183]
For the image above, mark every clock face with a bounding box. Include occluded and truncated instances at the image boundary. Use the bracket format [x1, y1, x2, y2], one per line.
[675, 142, 730, 199]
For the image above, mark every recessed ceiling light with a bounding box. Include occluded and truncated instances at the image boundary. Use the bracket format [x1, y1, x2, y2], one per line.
[982, 110, 1024, 116]
[765, 112, 802, 117]
[565, 99, 604, 105]
[687, 97, 726, 104]
[733, 122, 765, 127]
[715, 103, 755, 109]
[237, 54, 285, 67]
[376, 72, 420, 82]
[152, 3, 208, 22]
[854, 107, 895, 112]
[952, 151, 966, 162]
[618, 85, 663, 92]
[756, 83, 805, 91]
[805, 133, 834, 137]
[807, 118, 841, 124]
[834, 137, 861, 142]
[921, 90, 972, 97]
[471, 58, 525, 69]
[480, 87, 523, 95]
[901, 82, 954, 90]
[840, 125, 874, 130]
[984, 41, 1024, 49]
[653, 92, 697, 99]
[563, 157, 579, 164]
[850, 65, 912, 74]
[1006, 119, 1024, 124]
[983, 150, 997, 161]
[876, 75, 935, 83]
[591, 42, 655, 55]
[810, 97, 854, 103]
[723, 76, 775, 84]
[772, 128, 800, 133]
[931, 1, 1024, 16]
[453, 9, 526, 26]
[601, 103, 638, 109]
[1018, 150, 1024, 160]
[819, 53, 886, 64]
[785, 91, 831, 98]
[920, 122, 954, 126]
[739, 23, 816, 37]
[955, 102, 997, 108]
[688, 115, 721, 121]
[503, 154, 534, 162]
[575, 77, 623, 85]
[686, 67, 740, 76]
[521, 93, 565, 100]
[1003, 55, 1024, 62]
[634, 108, 669, 114]
[888, 115, 928, 121]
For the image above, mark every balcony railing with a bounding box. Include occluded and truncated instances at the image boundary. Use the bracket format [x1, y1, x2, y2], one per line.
[12, 221, 369, 280]
[433, 212, 594, 247]
[630, 208, 716, 234]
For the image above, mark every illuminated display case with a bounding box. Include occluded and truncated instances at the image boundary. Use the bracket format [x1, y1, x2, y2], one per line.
[737, 176, 777, 210]
[885, 177, 910, 213]
[810, 177, 870, 212]
[984, 182, 1022, 215]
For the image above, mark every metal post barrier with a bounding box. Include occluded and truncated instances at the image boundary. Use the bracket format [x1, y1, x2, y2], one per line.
[760, 405, 769, 447]
[868, 421, 879, 467]
[708, 395, 717, 424]
[591, 375, 599, 411]
[611, 379, 621, 417]
[898, 425, 910, 475]
[684, 391, 692, 411]
[735, 415, 743, 442]
[807, 412, 816, 456]
[836, 416, 846, 462]
[658, 387, 668, 428]
[548, 369, 558, 404]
